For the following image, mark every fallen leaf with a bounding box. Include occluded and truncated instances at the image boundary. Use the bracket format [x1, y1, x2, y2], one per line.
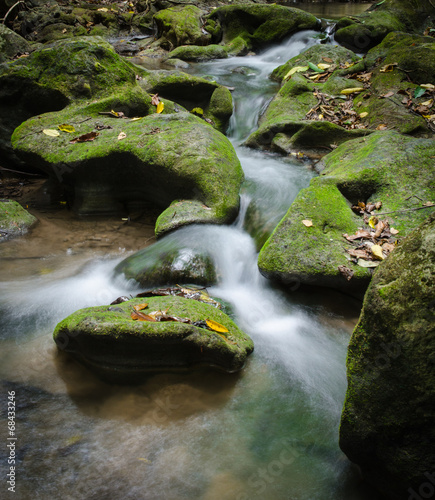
[133, 303, 148, 312]
[390, 227, 399, 235]
[420, 84, 435, 90]
[302, 219, 313, 227]
[346, 248, 371, 260]
[118, 131, 127, 140]
[156, 102, 164, 114]
[58, 124, 76, 133]
[380, 91, 395, 98]
[359, 112, 369, 118]
[421, 99, 434, 107]
[423, 201, 435, 206]
[382, 242, 396, 255]
[130, 117, 143, 121]
[98, 7, 108, 11]
[374, 220, 386, 238]
[357, 258, 380, 268]
[307, 62, 323, 73]
[343, 230, 372, 241]
[151, 94, 160, 106]
[379, 63, 398, 73]
[43, 129, 60, 137]
[131, 310, 156, 322]
[206, 319, 229, 333]
[414, 86, 426, 99]
[322, 57, 333, 63]
[317, 63, 331, 70]
[338, 265, 354, 281]
[191, 107, 204, 116]
[340, 88, 365, 95]
[371, 244, 384, 260]
[368, 216, 378, 229]
[69, 131, 99, 143]
[283, 65, 309, 79]
[376, 124, 388, 130]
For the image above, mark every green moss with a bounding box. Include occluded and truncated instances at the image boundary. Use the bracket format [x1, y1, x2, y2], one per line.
[169, 44, 228, 62]
[0, 200, 37, 240]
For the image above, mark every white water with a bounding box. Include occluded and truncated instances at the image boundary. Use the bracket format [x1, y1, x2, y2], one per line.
[0, 31, 376, 500]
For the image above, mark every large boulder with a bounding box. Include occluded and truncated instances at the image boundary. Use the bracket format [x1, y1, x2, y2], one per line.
[0, 199, 37, 240]
[0, 24, 33, 63]
[258, 131, 435, 295]
[11, 91, 243, 236]
[53, 295, 254, 382]
[339, 214, 435, 500]
[334, 0, 435, 52]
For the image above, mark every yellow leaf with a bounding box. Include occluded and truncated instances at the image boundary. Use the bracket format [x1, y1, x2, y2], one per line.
[318, 114, 324, 120]
[302, 219, 313, 227]
[283, 66, 309, 80]
[206, 319, 229, 333]
[58, 124, 76, 133]
[420, 84, 435, 90]
[97, 7, 108, 11]
[368, 216, 378, 228]
[421, 99, 434, 106]
[134, 303, 148, 312]
[111, 109, 119, 117]
[359, 112, 368, 118]
[371, 244, 384, 260]
[42, 129, 60, 137]
[317, 63, 331, 70]
[390, 227, 399, 235]
[379, 63, 398, 73]
[156, 102, 164, 114]
[130, 117, 143, 121]
[137, 458, 151, 463]
[340, 88, 365, 95]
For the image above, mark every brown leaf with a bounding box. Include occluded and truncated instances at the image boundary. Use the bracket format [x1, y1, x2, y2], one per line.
[376, 124, 388, 130]
[343, 230, 372, 241]
[374, 220, 386, 238]
[338, 265, 354, 281]
[346, 248, 371, 260]
[134, 303, 148, 312]
[131, 310, 156, 321]
[302, 219, 313, 227]
[379, 91, 395, 98]
[322, 57, 333, 63]
[382, 242, 396, 255]
[69, 131, 99, 144]
[151, 93, 160, 106]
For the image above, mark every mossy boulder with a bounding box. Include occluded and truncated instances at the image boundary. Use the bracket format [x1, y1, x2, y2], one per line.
[258, 131, 435, 294]
[205, 4, 318, 52]
[53, 295, 254, 382]
[0, 24, 33, 63]
[115, 243, 217, 287]
[245, 44, 370, 156]
[339, 214, 435, 500]
[140, 70, 232, 133]
[0, 36, 140, 170]
[334, 0, 435, 52]
[0, 199, 37, 240]
[168, 43, 228, 62]
[11, 93, 243, 236]
[154, 5, 211, 50]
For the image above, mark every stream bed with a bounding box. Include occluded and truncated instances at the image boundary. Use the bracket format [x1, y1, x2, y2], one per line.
[0, 31, 382, 500]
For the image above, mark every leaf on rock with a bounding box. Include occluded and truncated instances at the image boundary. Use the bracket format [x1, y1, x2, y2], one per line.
[131, 310, 156, 321]
[134, 303, 148, 312]
[322, 57, 333, 63]
[346, 248, 371, 259]
[382, 242, 396, 255]
[130, 117, 143, 122]
[338, 265, 354, 281]
[379, 63, 398, 73]
[284, 66, 309, 79]
[343, 229, 372, 241]
[307, 62, 323, 73]
[423, 201, 435, 207]
[390, 227, 399, 235]
[371, 244, 384, 260]
[359, 112, 368, 118]
[70, 131, 99, 144]
[118, 131, 127, 140]
[206, 319, 229, 333]
[340, 87, 365, 95]
[43, 129, 60, 137]
[374, 220, 386, 238]
[317, 63, 331, 70]
[151, 94, 160, 106]
[302, 219, 313, 227]
[58, 124, 76, 133]
[380, 91, 395, 98]
[376, 124, 388, 130]
[414, 86, 426, 99]
[357, 258, 380, 268]
[368, 216, 378, 228]
[420, 84, 435, 90]
[156, 102, 164, 114]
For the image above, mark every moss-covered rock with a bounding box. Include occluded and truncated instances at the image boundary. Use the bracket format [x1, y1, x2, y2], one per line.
[11, 95, 243, 236]
[115, 243, 217, 287]
[206, 4, 318, 52]
[334, 0, 435, 52]
[140, 70, 232, 133]
[0, 24, 33, 63]
[0, 199, 37, 240]
[168, 43, 228, 62]
[154, 5, 211, 50]
[258, 131, 435, 294]
[53, 295, 254, 382]
[339, 214, 435, 500]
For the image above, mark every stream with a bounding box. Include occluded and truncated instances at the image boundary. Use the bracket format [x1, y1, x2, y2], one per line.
[0, 30, 381, 500]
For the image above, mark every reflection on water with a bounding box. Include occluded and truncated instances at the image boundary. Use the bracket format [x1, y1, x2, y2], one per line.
[279, 1, 372, 19]
[0, 29, 382, 500]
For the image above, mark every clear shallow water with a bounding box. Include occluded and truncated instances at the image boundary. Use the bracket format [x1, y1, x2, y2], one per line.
[0, 32, 379, 500]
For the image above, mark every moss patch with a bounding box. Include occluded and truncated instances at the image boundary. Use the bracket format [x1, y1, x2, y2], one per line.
[0, 200, 37, 240]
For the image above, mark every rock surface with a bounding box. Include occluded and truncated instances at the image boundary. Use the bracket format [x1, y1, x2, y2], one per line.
[0, 199, 37, 240]
[0, 24, 33, 63]
[258, 131, 435, 295]
[53, 295, 254, 382]
[339, 214, 435, 500]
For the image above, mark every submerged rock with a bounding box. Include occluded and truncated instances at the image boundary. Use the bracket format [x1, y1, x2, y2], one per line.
[339, 214, 435, 499]
[53, 295, 254, 382]
[0, 199, 37, 240]
[258, 131, 435, 295]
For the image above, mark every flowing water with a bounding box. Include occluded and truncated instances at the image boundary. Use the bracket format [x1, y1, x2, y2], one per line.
[0, 31, 381, 500]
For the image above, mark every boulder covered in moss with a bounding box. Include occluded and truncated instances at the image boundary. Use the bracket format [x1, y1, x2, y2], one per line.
[0, 36, 140, 170]
[258, 131, 435, 295]
[11, 93, 243, 236]
[53, 295, 254, 382]
[205, 3, 318, 52]
[0, 199, 37, 240]
[140, 70, 233, 132]
[339, 214, 435, 500]
[168, 43, 228, 62]
[245, 45, 370, 156]
[334, 0, 435, 52]
[0, 24, 33, 63]
[154, 5, 211, 50]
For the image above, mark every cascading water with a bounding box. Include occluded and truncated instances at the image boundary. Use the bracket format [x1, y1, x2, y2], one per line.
[0, 31, 378, 500]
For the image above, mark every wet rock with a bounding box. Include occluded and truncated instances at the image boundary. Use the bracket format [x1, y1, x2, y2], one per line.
[258, 131, 435, 295]
[154, 5, 211, 50]
[205, 4, 318, 52]
[115, 244, 217, 287]
[168, 43, 228, 62]
[339, 214, 435, 500]
[334, 0, 435, 52]
[0, 24, 33, 63]
[0, 199, 37, 240]
[53, 295, 254, 382]
[11, 94, 243, 236]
